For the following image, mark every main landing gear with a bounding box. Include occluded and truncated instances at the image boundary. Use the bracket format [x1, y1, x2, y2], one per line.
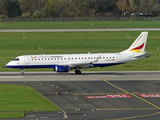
[20, 68, 24, 75]
[75, 69, 81, 74]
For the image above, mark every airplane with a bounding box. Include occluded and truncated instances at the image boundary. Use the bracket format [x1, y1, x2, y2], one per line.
[6, 32, 150, 75]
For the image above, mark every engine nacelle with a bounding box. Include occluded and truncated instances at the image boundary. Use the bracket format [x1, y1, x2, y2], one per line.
[55, 65, 70, 72]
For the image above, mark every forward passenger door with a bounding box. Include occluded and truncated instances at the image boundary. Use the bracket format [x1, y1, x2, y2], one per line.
[24, 56, 29, 65]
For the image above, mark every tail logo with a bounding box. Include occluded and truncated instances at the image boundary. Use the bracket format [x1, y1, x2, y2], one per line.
[130, 43, 144, 53]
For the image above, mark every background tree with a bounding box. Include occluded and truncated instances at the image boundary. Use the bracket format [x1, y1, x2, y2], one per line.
[116, 0, 129, 15]
[0, 0, 159, 18]
[0, 0, 21, 17]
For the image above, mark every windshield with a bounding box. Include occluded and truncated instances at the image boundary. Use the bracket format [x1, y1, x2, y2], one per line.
[12, 58, 19, 61]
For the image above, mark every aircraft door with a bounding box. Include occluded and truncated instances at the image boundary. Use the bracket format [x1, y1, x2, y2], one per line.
[24, 56, 29, 65]
[117, 53, 121, 62]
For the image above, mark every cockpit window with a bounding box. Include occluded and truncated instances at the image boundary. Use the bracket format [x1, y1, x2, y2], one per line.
[12, 58, 19, 61]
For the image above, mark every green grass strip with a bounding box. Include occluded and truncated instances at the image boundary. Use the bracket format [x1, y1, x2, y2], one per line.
[0, 84, 61, 112]
[0, 112, 24, 119]
[0, 21, 160, 29]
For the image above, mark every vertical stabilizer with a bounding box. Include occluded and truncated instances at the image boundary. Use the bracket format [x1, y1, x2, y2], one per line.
[121, 32, 148, 54]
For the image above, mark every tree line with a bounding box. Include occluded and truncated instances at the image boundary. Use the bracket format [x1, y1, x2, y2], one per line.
[0, 0, 159, 18]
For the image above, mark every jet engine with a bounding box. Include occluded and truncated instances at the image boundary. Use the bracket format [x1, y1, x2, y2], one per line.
[55, 65, 70, 72]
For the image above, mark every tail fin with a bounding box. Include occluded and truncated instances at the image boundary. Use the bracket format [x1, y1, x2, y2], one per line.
[121, 32, 148, 54]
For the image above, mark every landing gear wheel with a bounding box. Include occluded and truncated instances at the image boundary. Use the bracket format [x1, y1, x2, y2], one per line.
[75, 70, 81, 74]
[20, 68, 24, 75]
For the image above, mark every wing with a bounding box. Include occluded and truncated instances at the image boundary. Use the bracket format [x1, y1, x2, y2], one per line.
[59, 55, 101, 69]
[70, 62, 94, 69]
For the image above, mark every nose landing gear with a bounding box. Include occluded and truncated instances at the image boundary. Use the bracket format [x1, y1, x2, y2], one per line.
[20, 68, 24, 75]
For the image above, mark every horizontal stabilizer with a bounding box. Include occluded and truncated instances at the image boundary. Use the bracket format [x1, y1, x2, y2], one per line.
[134, 53, 151, 58]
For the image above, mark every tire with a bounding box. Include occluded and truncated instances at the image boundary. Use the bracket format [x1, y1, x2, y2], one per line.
[75, 70, 81, 74]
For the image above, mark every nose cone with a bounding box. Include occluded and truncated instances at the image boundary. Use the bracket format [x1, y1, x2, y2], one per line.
[6, 62, 11, 68]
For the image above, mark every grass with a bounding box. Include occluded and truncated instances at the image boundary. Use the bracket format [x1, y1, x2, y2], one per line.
[0, 21, 160, 29]
[0, 84, 61, 118]
[0, 32, 134, 50]
[0, 113, 24, 119]
[0, 31, 159, 71]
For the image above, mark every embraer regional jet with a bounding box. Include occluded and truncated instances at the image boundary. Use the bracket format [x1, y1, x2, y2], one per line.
[6, 32, 150, 74]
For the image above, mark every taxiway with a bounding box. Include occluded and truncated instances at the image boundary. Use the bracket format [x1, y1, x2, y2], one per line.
[0, 71, 160, 120]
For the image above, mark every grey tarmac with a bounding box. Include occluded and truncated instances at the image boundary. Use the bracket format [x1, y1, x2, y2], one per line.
[0, 71, 160, 81]
[1, 71, 160, 120]
[0, 28, 160, 32]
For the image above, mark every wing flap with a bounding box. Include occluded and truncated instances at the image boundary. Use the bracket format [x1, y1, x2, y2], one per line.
[70, 62, 94, 69]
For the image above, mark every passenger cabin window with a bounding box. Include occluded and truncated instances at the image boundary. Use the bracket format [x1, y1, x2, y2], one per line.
[12, 58, 19, 61]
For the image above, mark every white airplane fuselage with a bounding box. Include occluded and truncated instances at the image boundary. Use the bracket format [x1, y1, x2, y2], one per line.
[6, 32, 150, 74]
[5, 53, 145, 72]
